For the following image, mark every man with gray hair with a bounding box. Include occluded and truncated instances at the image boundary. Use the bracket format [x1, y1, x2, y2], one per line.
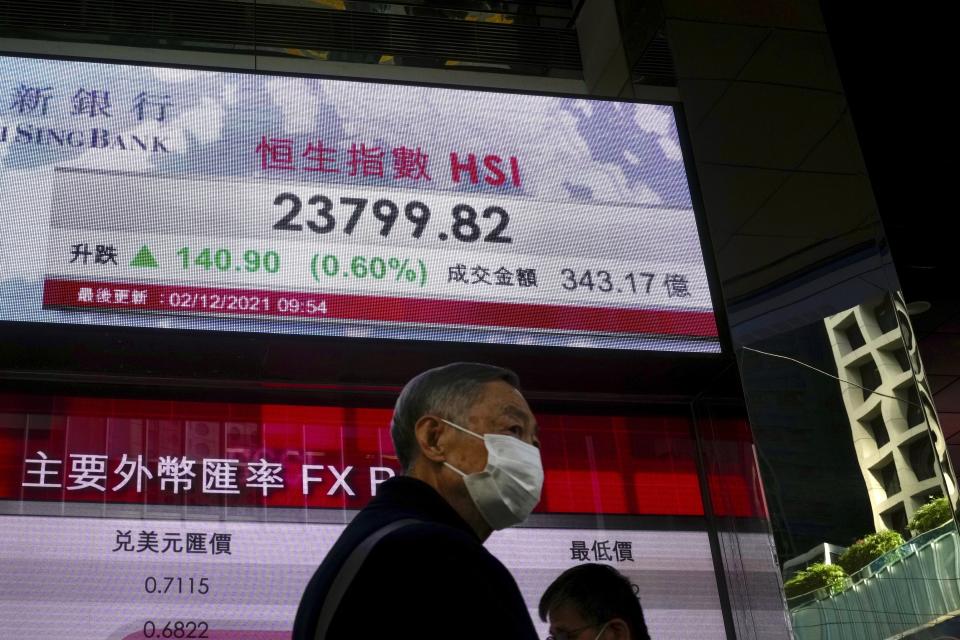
[293, 362, 543, 639]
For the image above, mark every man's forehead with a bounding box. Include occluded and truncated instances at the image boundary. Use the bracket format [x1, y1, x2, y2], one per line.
[548, 601, 588, 630]
[475, 381, 536, 422]
[502, 403, 533, 422]
[478, 380, 526, 405]
[501, 401, 539, 434]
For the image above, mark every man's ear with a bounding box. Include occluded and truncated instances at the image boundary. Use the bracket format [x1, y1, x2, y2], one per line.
[414, 415, 448, 463]
[604, 619, 631, 640]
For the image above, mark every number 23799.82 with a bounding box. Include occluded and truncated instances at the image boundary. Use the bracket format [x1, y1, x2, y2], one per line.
[271, 192, 513, 244]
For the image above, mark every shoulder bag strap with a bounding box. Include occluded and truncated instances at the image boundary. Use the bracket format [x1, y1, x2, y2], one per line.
[313, 518, 422, 640]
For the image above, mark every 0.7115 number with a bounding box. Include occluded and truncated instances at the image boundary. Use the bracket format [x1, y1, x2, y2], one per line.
[144, 576, 209, 595]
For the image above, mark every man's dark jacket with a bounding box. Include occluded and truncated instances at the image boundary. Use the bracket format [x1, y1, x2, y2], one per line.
[292, 475, 539, 640]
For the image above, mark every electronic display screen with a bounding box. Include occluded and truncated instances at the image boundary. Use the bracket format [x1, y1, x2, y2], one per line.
[0, 395, 769, 639]
[0, 54, 719, 352]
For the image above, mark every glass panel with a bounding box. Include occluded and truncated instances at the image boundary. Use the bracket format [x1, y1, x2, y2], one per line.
[737, 291, 960, 639]
[0, 393, 729, 639]
[692, 401, 789, 639]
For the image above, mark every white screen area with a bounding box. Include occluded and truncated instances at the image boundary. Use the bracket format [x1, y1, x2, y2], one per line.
[0, 54, 718, 352]
[0, 516, 727, 639]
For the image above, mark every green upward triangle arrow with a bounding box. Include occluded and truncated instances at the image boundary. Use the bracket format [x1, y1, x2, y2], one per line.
[130, 245, 158, 268]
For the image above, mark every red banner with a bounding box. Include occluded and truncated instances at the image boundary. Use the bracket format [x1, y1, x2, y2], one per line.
[42, 278, 720, 338]
[0, 394, 760, 517]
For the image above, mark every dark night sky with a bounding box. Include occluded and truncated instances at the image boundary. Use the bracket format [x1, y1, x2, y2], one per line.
[819, 5, 951, 306]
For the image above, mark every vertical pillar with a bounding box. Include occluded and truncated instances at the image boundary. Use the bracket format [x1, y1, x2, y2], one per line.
[574, 0, 634, 98]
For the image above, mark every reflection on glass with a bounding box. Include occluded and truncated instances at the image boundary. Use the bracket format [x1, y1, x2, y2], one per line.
[772, 292, 960, 639]
[737, 291, 958, 636]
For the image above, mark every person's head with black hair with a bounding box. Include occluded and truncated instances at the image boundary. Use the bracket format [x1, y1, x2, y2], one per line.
[390, 362, 522, 473]
[390, 362, 540, 541]
[539, 563, 651, 640]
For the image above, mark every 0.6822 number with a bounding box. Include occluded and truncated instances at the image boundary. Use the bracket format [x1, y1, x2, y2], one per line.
[272, 192, 512, 244]
[142, 621, 208, 638]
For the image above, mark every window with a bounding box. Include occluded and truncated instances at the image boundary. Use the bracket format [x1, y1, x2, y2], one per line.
[879, 463, 901, 497]
[845, 323, 866, 351]
[900, 386, 925, 427]
[868, 414, 890, 447]
[882, 505, 908, 535]
[875, 299, 899, 334]
[916, 488, 943, 505]
[897, 310, 914, 351]
[908, 439, 936, 481]
[921, 395, 938, 438]
[891, 349, 911, 373]
[859, 359, 882, 401]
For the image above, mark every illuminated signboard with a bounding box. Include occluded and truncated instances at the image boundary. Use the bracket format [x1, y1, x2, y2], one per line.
[0, 396, 767, 638]
[0, 54, 719, 352]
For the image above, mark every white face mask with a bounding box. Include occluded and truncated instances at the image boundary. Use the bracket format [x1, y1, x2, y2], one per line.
[441, 418, 544, 530]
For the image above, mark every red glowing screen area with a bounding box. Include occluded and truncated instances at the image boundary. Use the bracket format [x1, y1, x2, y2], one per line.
[0, 394, 762, 519]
